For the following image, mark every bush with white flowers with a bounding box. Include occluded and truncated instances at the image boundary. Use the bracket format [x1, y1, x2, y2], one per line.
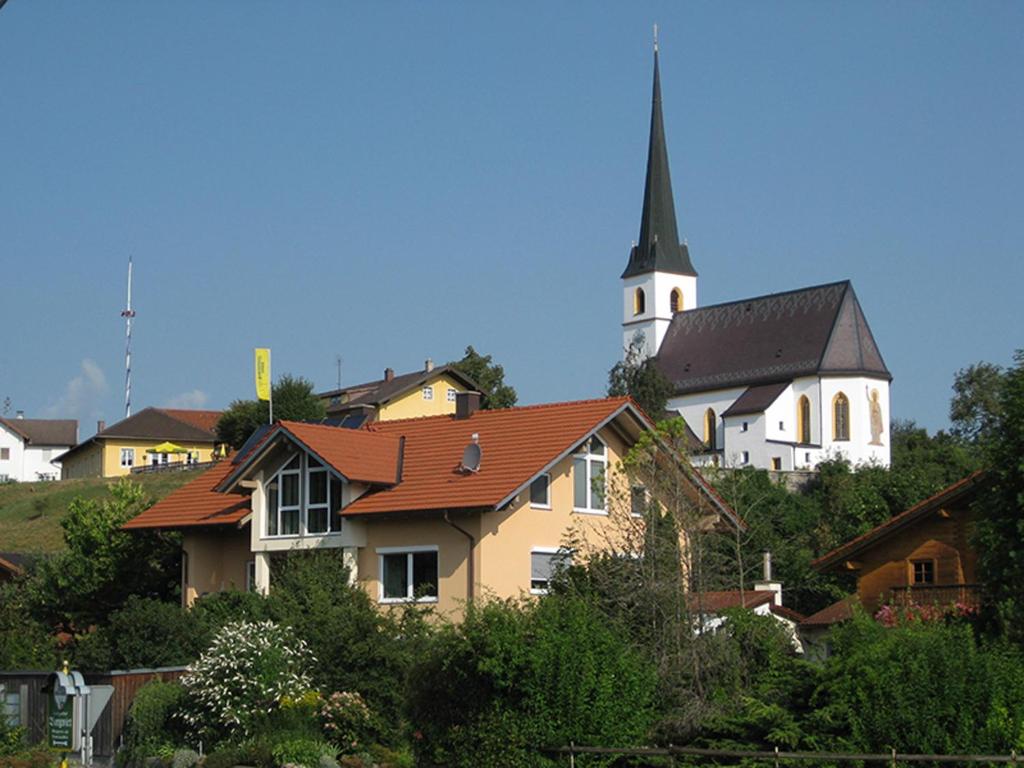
[180, 619, 315, 741]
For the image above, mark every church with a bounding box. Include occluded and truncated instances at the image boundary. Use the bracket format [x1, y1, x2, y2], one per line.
[621, 42, 892, 471]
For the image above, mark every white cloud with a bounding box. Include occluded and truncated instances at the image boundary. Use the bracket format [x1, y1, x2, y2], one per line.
[44, 359, 108, 422]
[164, 389, 209, 409]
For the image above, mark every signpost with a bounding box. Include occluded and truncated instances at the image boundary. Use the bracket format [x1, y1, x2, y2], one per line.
[43, 663, 109, 768]
[47, 692, 73, 749]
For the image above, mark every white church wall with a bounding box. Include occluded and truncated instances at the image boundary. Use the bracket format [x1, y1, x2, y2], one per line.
[668, 386, 747, 452]
[819, 376, 891, 468]
[722, 414, 771, 468]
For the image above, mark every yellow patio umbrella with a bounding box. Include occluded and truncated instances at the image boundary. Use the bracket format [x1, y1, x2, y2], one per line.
[147, 441, 187, 454]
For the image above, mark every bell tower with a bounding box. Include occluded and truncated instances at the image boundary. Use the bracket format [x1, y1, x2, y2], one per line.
[622, 31, 697, 358]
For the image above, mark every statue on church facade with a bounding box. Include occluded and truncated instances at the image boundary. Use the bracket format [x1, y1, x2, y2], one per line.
[867, 386, 884, 446]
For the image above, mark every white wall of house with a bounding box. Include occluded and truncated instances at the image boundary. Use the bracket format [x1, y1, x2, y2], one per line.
[0, 424, 64, 482]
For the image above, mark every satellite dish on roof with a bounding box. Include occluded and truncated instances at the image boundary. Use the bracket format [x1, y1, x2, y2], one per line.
[460, 434, 481, 473]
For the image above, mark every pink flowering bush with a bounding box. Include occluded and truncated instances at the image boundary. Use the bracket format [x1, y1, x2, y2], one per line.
[319, 692, 377, 755]
[874, 601, 978, 627]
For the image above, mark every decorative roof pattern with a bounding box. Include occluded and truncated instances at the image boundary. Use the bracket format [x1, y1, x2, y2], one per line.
[656, 281, 891, 395]
[123, 461, 251, 530]
[0, 417, 77, 447]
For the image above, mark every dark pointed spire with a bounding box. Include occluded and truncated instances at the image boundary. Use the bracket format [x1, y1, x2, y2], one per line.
[622, 33, 697, 279]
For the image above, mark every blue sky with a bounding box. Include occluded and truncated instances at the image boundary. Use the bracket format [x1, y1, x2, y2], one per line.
[1, 2, 1021, 436]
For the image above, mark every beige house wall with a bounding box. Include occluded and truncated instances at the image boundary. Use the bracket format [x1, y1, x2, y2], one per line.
[182, 527, 251, 607]
[61, 443, 104, 479]
[376, 373, 470, 421]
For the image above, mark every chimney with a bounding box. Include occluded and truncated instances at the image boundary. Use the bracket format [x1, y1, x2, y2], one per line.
[425, 358, 434, 373]
[15, 410, 24, 419]
[384, 367, 395, 382]
[455, 391, 482, 419]
[97, 420, 106, 434]
[753, 550, 783, 606]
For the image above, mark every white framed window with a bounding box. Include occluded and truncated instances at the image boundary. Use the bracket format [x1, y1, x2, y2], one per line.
[529, 474, 550, 509]
[120, 448, 135, 468]
[741, 422, 748, 432]
[266, 453, 342, 537]
[741, 451, 750, 464]
[447, 387, 457, 402]
[0, 448, 9, 462]
[422, 386, 434, 401]
[377, 546, 439, 603]
[573, 435, 606, 513]
[530, 548, 571, 594]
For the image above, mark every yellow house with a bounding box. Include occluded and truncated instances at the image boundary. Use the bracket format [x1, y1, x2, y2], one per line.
[125, 395, 740, 618]
[58, 408, 225, 479]
[317, 361, 479, 424]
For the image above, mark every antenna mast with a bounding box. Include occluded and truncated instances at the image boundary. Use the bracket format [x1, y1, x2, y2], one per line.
[121, 258, 136, 419]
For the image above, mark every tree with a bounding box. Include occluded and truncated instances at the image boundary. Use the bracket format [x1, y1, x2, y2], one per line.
[607, 334, 674, 419]
[28, 479, 181, 633]
[950, 361, 1006, 445]
[217, 374, 326, 449]
[973, 350, 1024, 639]
[447, 346, 517, 409]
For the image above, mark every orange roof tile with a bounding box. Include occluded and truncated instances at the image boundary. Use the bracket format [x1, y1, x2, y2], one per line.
[274, 421, 401, 485]
[799, 596, 858, 627]
[343, 398, 638, 516]
[122, 461, 251, 530]
[161, 409, 222, 435]
[812, 471, 986, 572]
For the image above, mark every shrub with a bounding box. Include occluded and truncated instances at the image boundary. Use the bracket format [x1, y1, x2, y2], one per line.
[121, 680, 188, 764]
[812, 611, 1024, 754]
[197, 746, 241, 768]
[407, 595, 656, 767]
[265, 550, 429, 743]
[269, 738, 336, 768]
[170, 750, 198, 768]
[319, 692, 377, 755]
[180, 619, 314, 743]
[0, 723, 24, 758]
[0, 747, 55, 768]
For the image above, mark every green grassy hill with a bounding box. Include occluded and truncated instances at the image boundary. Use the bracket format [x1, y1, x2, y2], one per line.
[0, 470, 201, 553]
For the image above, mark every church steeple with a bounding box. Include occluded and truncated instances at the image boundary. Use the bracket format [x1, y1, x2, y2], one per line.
[621, 34, 697, 279]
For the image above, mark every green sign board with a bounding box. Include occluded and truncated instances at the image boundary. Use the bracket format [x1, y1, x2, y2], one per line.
[47, 693, 73, 749]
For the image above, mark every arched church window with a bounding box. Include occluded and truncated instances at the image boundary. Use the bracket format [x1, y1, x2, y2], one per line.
[704, 408, 717, 451]
[670, 288, 683, 314]
[633, 287, 646, 316]
[797, 395, 811, 444]
[833, 392, 850, 441]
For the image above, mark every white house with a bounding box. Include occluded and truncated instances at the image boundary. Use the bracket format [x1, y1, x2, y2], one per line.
[0, 414, 78, 482]
[621, 44, 891, 471]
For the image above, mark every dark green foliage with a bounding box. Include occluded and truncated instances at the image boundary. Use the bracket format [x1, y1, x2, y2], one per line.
[121, 681, 188, 763]
[447, 346, 517, 409]
[607, 334, 674, 418]
[691, 609, 819, 751]
[27, 479, 181, 633]
[0, 578, 56, 669]
[950, 360, 1007, 445]
[974, 350, 1024, 640]
[406, 596, 656, 768]
[76, 597, 202, 671]
[265, 550, 429, 745]
[812, 611, 1024, 754]
[217, 374, 326, 449]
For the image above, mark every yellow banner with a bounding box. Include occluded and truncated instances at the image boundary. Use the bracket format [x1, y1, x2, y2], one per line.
[254, 348, 271, 401]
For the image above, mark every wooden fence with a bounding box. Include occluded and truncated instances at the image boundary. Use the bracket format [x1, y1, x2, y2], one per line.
[545, 744, 1024, 766]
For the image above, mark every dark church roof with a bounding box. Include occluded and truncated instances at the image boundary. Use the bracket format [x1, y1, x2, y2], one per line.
[621, 45, 696, 280]
[656, 281, 891, 396]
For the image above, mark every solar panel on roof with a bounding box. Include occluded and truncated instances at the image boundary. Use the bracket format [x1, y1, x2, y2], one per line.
[233, 424, 271, 464]
[340, 412, 369, 429]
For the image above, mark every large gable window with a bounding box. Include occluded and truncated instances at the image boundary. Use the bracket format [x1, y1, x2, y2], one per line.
[833, 392, 850, 441]
[266, 453, 342, 537]
[573, 436, 607, 513]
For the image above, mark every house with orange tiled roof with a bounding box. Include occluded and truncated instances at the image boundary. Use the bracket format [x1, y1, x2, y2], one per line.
[58, 407, 227, 479]
[799, 471, 987, 654]
[125, 395, 741, 617]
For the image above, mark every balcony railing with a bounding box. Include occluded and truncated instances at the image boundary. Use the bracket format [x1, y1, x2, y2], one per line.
[888, 583, 981, 608]
[130, 460, 219, 475]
